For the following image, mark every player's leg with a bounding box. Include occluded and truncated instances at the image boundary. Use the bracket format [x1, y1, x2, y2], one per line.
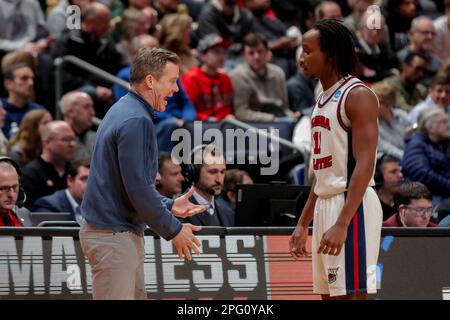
[312, 197, 329, 296]
[329, 188, 382, 300]
[313, 195, 348, 297]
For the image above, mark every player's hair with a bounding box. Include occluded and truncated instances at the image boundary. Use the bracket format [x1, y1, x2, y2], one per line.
[312, 19, 358, 77]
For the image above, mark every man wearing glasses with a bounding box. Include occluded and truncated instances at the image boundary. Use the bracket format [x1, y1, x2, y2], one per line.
[397, 16, 442, 87]
[0, 157, 32, 227]
[383, 181, 437, 227]
[21, 121, 76, 208]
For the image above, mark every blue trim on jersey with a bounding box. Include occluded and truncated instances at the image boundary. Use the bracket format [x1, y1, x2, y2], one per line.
[343, 132, 369, 294]
[357, 203, 367, 292]
[345, 206, 355, 292]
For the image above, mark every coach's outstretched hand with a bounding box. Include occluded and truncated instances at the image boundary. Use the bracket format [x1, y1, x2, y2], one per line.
[172, 223, 202, 261]
[172, 186, 209, 218]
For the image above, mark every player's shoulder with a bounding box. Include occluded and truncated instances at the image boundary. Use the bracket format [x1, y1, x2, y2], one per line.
[346, 83, 378, 103]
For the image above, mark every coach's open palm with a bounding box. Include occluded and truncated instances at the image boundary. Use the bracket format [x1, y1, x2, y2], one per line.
[172, 223, 202, 261]
[290, 225, 310, 259]
[318, 224, 348, 256]
[172, 186, 209, 218]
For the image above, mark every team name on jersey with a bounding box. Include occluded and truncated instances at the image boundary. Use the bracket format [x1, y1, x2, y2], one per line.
[311, 115, 331, 131]
[313, 155, 333, 170]
[311, 115, 333, 170]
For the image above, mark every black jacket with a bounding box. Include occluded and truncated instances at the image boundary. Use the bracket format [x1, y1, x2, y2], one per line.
[179, 195, 235, 227]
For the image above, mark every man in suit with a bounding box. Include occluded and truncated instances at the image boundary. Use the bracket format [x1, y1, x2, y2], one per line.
[32, 160, 90, 224]
[181, 145, 235, 227]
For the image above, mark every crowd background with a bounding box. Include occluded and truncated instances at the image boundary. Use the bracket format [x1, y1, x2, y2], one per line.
[0, 0, 449, 228]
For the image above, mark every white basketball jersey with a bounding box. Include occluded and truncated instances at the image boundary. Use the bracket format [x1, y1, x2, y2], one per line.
[311, 76, 377, 197]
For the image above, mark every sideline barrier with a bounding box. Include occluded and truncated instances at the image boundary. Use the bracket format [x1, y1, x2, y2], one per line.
[1, 227, 450, 300]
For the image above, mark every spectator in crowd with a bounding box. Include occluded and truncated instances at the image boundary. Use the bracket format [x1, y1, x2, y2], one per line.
[195, 0, 256, 69]
[0, 0, 52, 53]
[6, 109, 52, 167]
[374, 155, 404, 221]
[114, 8, 151, 66]
[244, 0, 299, 78]
[0, 48, 53, 111]
[46, 0, 94, 37]
[371, 82, 411, 160]
[110, 0, 158, 34]
[355, 10, 399, 83]
[343, 0, 374, 33]
[51, 2, 122, 117]
[152, 0, 181, 21]
[0, 102, 6, 155]
[221, 168, 253, 209]
[287, 47, 316, 113]
[1, 63, 45, 139]
[0, 49, 35, 98]
[59, 91, 96, 162]
[397, 16, 442, 86]
[378, 51, 428, 112]
[180, 0, 205, 21]
[182, 34, 234, 121]
[409, 72, 450, 124]
[158, 13, 198, 75]
[383, 181, 437, 227]
[402, 107, 450, 205]
[287, 71, 316, 114]
[433, 0, 450, 61]
[384, 0, 417, 51]
[109, 0, 151, 18]
[156, 152, 185, 198]
[270, 0, 315, 33]
[230, 33, 296, 122]
[0, 158, 30, 227]
[32, 160, 90, 224]
[315, 1, 343, 21]
[180, 145, 235, 227]
[21, 121, 76, 208]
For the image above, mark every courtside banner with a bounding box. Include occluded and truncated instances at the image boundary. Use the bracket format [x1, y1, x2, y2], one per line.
[0, 228, 450, 299]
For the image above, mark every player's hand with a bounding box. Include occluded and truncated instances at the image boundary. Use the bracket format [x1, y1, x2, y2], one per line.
[289, 224, 310, 259]
[317, 223, 348, 256]
[171, 223, 202, 261]
[172, 186, 209, 218]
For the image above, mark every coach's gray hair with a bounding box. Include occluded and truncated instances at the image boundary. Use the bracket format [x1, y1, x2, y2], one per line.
[130, 48, 180, 84]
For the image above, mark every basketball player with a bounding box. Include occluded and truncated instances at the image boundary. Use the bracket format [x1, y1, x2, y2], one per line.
[289, 19, 382, 300]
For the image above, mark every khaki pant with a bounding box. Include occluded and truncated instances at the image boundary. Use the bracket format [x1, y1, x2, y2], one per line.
[79, 220, 147, 300]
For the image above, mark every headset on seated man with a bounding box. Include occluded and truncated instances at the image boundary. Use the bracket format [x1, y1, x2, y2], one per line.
[181, 144, 224, 186]
[0, 156, 26, 207]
